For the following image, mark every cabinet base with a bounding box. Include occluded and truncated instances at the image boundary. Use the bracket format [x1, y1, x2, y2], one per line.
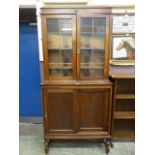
[44, 137, 112, 154]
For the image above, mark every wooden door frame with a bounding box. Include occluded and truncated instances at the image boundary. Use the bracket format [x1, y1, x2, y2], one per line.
[76, 14, 110, 80]
[42, 87, 77, 134]
[77, 87, 112, 134]
[41, 15, 77, 80]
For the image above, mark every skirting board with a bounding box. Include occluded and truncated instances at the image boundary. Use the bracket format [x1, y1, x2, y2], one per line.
[19, 117, 43, 124]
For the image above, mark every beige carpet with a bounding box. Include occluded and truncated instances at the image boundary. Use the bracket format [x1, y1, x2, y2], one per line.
[19, 124, 135, 155]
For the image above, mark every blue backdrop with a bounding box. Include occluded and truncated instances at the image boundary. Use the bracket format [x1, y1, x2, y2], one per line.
[19, 22, 42, 116]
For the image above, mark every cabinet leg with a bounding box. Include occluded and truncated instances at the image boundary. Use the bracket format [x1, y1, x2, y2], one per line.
[44, 138, 49, 154]
[110, 139, 114, 148]
[105, 143, 110, 155]
[103, 139, 110, 155]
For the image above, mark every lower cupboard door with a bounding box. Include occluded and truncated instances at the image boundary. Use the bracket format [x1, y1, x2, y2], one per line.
[43, 88, 76, 134]
[78, 89, 111, 133]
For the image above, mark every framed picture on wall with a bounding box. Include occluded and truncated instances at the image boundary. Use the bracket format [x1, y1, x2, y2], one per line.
[110, 36, 135, 65]
[112, 15, 135, 33]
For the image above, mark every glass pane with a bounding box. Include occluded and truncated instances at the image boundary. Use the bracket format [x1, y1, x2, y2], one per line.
[80, 69, 103, 77]
[46, 18, 73, 77]
[49, 69, 72, 77]
[80, 17, 105, 78]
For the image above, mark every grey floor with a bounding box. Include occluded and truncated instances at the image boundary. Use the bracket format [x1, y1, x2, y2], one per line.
[19, 124, 135, 155]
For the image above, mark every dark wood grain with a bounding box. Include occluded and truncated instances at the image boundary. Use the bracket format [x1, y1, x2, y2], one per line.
[47, 90, 75, 131]
[78, 89, 110, 132]
[42, 83, 113, 153]
[104, 15, 110, 79]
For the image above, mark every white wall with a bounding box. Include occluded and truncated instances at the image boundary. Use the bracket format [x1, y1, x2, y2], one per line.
[19, 0, 135, 7]
[19, 0, 36, 8]
[88, 0, 135, 5]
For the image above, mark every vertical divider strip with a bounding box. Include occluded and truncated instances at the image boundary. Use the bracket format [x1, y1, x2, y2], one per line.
[77, 14, 80, 79]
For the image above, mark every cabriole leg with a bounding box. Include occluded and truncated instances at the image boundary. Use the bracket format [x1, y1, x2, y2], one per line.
[110, 139, 114, 148]
[44, 138, 49, 154]
[103, 139, 110, 155]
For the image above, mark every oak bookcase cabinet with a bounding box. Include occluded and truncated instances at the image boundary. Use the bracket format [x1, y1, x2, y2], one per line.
[41, 6, 113, 154]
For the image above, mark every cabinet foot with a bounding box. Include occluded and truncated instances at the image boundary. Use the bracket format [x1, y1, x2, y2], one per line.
[103, 138, 110, 155]
[44, 138, 50, 154]
[110, 139, 114, 148]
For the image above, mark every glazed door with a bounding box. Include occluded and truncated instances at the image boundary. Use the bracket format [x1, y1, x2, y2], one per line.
[77, 89, 111, 133]
[43, 88, 76, 134]
[77, 14, 110, 79]
[42, 15, 76, 80]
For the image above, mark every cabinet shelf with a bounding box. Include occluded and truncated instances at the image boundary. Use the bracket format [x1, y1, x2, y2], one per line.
[80, 48, 104, 51]
[48, 48, 72, 50]
[113, 119, 135, 141]
[81, 67, 102, 69]
[116, 94, 135, 99]
[114, 111, 135, 119]
[81, 32, 105, 35]
[48, 63, 72, 69]
[48, 48, 104, 51]
[113, 130, 135, 141]
[110, 74, 135, 141]
[48, 32, 72, 35]
[49, 67, 72, 69]
[81, 63, 103, 69]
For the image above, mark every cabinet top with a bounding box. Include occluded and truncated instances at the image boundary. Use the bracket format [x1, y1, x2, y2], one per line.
[109, 65, 135, 79]
[40, 5, 134, 15]
[40, 5, 134, 9]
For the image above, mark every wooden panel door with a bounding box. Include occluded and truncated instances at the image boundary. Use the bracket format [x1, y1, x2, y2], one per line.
[43, 88, 76, 134]
[42, 15, 76, 80]
[77, 14, 110, 80]
[77, 89, 111, 133]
